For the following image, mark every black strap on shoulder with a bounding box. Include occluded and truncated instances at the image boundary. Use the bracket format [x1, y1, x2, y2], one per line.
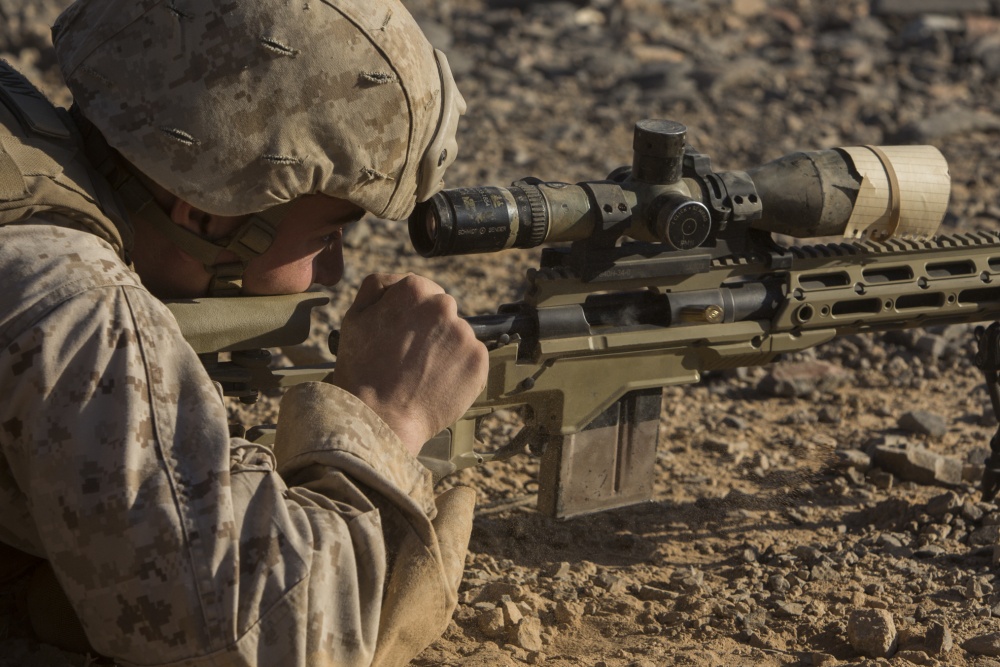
[0, 60, 70, 140]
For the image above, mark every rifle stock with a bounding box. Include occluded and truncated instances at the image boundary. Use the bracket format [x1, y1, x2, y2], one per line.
[168, 119, 1000, 518]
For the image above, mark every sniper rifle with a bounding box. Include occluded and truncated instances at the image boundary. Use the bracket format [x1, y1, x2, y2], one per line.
[168, 120, 1000, 518]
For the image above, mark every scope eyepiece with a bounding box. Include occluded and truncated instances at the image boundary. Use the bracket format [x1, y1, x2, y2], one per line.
[409, 185, 551, 257]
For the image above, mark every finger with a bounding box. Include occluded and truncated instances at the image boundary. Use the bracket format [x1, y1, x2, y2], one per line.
[373, 274, 447, 312]
[348, 273, 410, 313]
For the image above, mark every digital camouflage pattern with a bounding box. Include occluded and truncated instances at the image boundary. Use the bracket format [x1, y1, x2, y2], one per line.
[0, 219, 472, 665]
[53, 0, 451, 221]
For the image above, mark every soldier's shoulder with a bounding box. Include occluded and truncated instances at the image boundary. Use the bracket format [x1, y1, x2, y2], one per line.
[0, 219, 142, 337]
[0, 219, 137, 289]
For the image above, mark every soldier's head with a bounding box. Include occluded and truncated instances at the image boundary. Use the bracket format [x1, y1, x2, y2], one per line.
[53, 0, 466, 296]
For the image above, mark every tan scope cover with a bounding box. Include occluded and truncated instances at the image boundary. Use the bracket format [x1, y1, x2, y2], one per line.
[840, 145, 950, 241]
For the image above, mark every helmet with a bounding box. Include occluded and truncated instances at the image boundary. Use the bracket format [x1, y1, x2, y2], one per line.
[53, 0, 465, 222]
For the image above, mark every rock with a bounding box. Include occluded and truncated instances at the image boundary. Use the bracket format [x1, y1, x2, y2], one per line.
[897, 411, 949, 438]
[508, 617, 544, 652]
[478, 607, 506, 639]
[870, 442, 963, 486]
[915, 334, 952, 360]
[474, 582, 524, 604]
[835, 449, 872, 471]
[868, 470, 894, 490]
[876, 533, 904, 549]
[554, 600, 582, 626]
[595, 572, 628, 595]
[873, 0, 991, 14]
[635, 585, 674, 601]
[847, 608, 897, 658]
[775, 601, 805, 618]
[925, 621, 953, 655]
[962, 501, 985, 522]
[811, 652, 837, 667]
[702, 438, 749, 458]
[730, 0, 768, 17]
[895, 108, 1000, 142]
[894, 650, 935, 666]
[926, 491, 962, 519]
[964, 632, 1000, 657]
[721, 415, 747, 429]
[543, 562, 572, 580]
[502, 599, 524, 627]
[969, 524, 1000, 547]
[757, 361, 850, 398]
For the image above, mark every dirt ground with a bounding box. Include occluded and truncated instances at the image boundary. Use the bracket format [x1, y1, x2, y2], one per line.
[5, 0, 1000, 665]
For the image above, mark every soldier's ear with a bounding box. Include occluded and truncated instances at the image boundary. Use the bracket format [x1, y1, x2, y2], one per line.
[169, 198, 213, 237]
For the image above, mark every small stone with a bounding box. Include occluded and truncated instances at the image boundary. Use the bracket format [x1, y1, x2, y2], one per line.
[758, 360, 849, 398]
[502, 599, 524, 627]
[914, 545, 946, 558]
[965, 577, 985, 600]
[869, 470, 894, 490]
[635, 585, 674, 601]
[702, 438, 749, 459]
[898, 411, 949, 438]
[871, 443, 963, 486]
[811, 652, 837, 666]
[894, 649, 935, 666]
[508, 617, 544, 652]
[848, 608, 898, 658]
[970, 524, 1000, 547]
[775, 601, 805, 618]
[731, 0, 768, 17]
[963, 631, 1000, 657]
[478, 607, 506, 639]
[475, 581, 524, 604]
[768, 575, 791, 593]
[873, 0, 990, 13]
[543, 562, 572, 580]
[836, 449, 872, 472]
[926, 491, 962, 519]
[963, 501, 985, 523]
[721, 415, 747, 429]
[876, 533, 904, 549]
[554, 600, 582, 625]
[818, 406, 841, 424]
[595, 572, 628, 595]
[915, 334, 951, 360]
[792, 545, 823, 565]
[925, 621, 953, 655]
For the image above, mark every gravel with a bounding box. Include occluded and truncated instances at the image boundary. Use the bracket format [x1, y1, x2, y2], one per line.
[5, 0, 1000, 665]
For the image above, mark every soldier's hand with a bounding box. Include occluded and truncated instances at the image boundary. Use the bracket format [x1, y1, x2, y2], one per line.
[329, 273, 488, 457]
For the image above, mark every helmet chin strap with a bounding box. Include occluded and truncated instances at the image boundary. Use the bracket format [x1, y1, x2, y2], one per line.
[117, 170, 292, 296]
[72, 104, 291, 296]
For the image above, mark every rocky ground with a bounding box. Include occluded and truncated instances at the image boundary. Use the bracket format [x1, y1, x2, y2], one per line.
[5, 0, 1000, 665]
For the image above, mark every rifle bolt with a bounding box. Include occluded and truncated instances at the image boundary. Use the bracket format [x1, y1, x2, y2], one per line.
[520, 377, 536, 391]
[680, 305, 724, 324]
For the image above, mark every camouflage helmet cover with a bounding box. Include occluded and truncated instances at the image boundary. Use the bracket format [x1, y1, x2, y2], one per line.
[53, 0, 463, 221]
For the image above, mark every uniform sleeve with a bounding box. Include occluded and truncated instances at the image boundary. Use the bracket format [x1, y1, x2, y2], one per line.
[0, 279, 442, 667]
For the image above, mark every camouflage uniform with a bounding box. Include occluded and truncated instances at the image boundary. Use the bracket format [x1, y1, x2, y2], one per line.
[0, 220, 472, 666]
[0, 1, 473, 665]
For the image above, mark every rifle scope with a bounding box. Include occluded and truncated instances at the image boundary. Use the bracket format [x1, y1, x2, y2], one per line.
[409, 120, 949, 257]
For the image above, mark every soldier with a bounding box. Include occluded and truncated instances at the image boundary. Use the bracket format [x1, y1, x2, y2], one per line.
[0, 1, 488, 665]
